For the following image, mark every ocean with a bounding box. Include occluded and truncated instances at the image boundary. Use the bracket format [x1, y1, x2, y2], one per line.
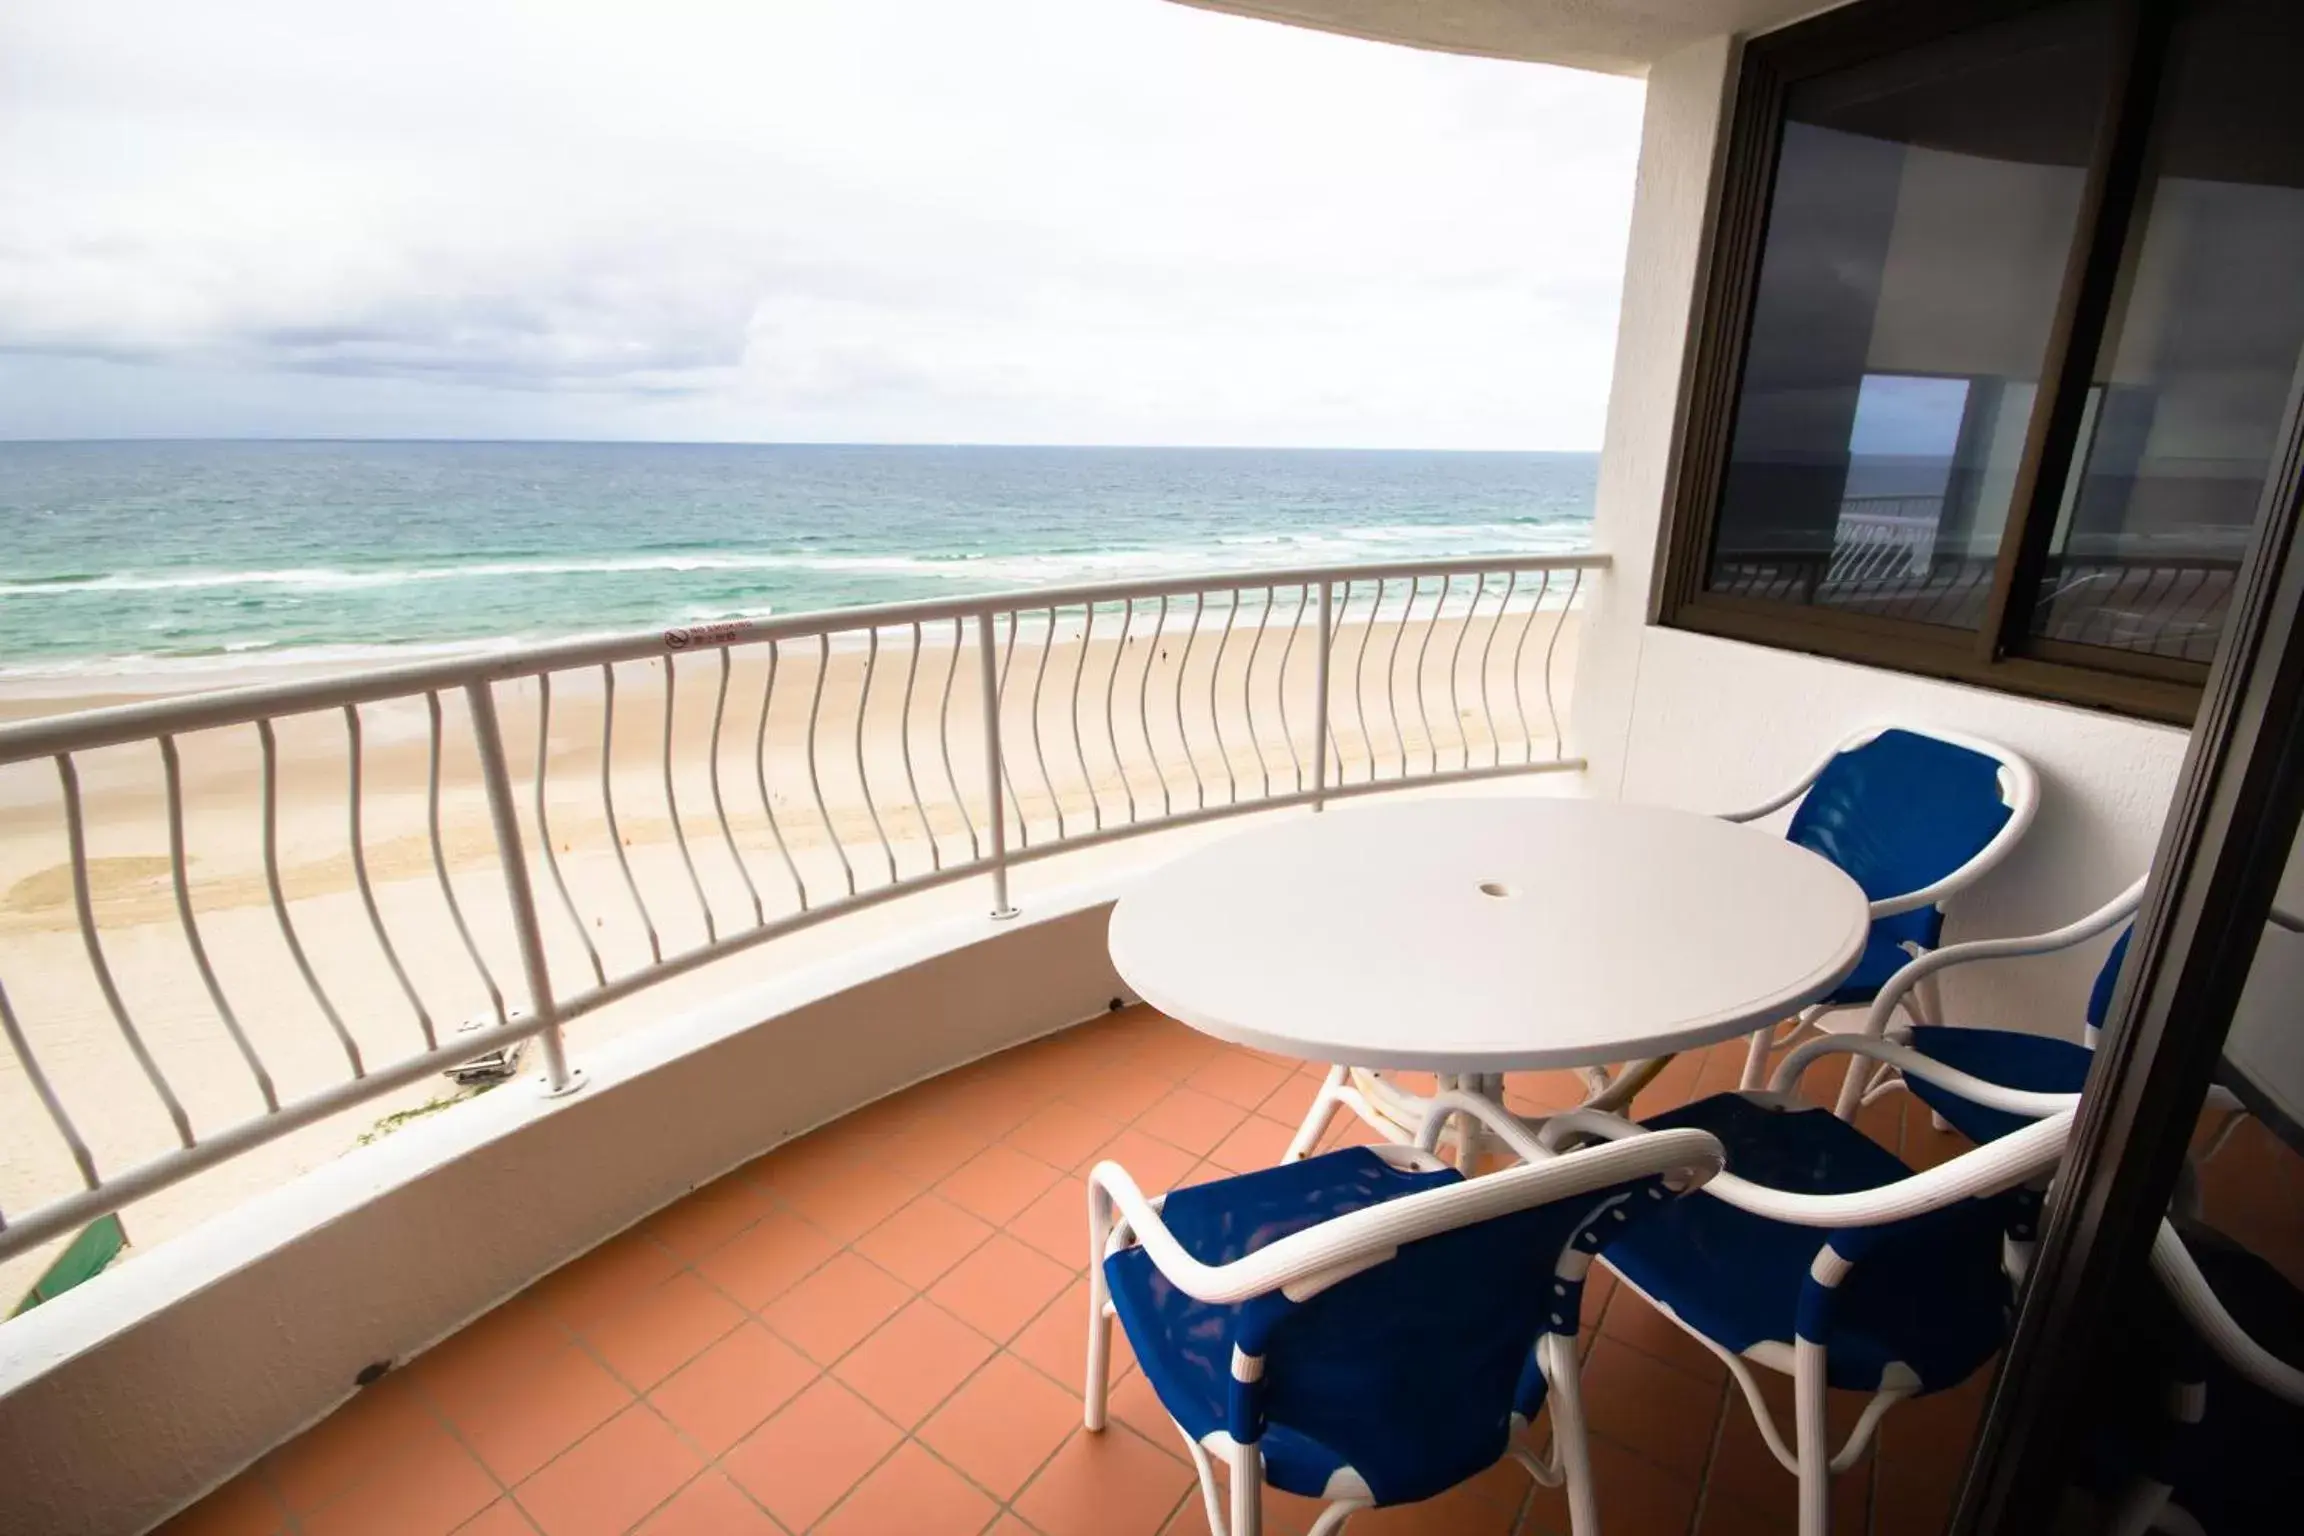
[0, 442, 1597, 680]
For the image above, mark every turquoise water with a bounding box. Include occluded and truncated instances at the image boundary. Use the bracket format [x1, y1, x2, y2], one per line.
[0, 441, 1596, 677]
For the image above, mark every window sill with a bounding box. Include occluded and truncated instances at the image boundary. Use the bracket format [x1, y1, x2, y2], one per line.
[1660, 597, 2202, 726]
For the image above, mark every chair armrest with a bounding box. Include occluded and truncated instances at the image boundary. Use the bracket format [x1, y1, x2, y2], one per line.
[2151, 1219, 2304, 1406]
[1696, 1108, 2073, 1229]
[1715, 741, 1841, 824]
[1412, 1093, 1666, 1161]
[1857, 875, 2149, 1040]
[1534, 1107, 1650, 1151]
[1086, 1128, 1725, 1305]
[1768, 1035, 2083, 1117]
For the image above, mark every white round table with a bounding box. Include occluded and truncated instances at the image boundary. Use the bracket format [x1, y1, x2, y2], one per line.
[1107, 797, 1871, 1075]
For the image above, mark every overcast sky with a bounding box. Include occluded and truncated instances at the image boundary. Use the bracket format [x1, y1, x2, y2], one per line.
[0, 0, 1645, 448]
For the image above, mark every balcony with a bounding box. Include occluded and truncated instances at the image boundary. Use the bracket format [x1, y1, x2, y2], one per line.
[0, 556, 1595, 1279]
[153, 1013, 1991, 1536]
[0, 549, 2215, 1535]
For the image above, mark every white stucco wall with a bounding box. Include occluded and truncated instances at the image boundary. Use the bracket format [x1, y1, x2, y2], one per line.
[1569, 33, 2193, 1032]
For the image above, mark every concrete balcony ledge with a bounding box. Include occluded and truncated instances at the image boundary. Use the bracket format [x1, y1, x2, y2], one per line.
[0, 870, 1134, 1536]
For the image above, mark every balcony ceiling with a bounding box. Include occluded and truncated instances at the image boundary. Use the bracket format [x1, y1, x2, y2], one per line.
[1168, 0, 1839, 76]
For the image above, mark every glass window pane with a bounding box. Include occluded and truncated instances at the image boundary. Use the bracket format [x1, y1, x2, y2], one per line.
[2029, 0, 2304, 663]
[2058, 823, 2304, 1528]
[1705, 2, 2115, 630]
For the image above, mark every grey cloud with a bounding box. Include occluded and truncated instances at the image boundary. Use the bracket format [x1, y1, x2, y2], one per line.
[0, 0, 1644, 444]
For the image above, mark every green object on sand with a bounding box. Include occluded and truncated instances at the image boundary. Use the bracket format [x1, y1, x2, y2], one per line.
[10, 1214, 127, 1318]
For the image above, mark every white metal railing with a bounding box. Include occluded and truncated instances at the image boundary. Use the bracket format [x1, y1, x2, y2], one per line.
[1827, 499, 1942, 586]
[0, 552, 1601, 1265]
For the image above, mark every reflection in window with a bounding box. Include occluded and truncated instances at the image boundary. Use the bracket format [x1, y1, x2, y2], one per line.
[2031, 0, 2304, 662]
[1705, 1, 2111, 628]
[1822, 374, 2008, 616]
[2066, 826, 2304, 1529]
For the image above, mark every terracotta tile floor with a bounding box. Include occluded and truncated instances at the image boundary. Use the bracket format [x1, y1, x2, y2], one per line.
[159, 1009, 1991, 1536]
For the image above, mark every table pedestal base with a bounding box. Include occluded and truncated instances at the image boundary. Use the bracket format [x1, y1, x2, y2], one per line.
[1281, 1060, 1678, 1169]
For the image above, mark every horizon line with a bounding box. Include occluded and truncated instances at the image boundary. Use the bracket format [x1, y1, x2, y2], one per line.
[0, 436, 1603, 454]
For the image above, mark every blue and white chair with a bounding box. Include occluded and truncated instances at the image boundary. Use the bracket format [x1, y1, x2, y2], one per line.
[2101, 1218, 2304, 1535]
[1719, 726, 2040, 1108]
[1083, 1095, 1726, 1535]
[1769, 876, 2146, 1140]
[1584, 1091, 2073, 1535]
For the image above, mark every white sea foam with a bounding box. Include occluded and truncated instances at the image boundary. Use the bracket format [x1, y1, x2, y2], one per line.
[0, 522, 1587, 599]
[0, 633, 629, 688]
[0, 553, 827, 596]
[0, 560, 1587, 691]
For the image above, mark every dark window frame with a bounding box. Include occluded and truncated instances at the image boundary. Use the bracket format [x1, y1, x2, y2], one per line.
[1953, 216, 2304, 1536]
[1655, 0, 2209, 724]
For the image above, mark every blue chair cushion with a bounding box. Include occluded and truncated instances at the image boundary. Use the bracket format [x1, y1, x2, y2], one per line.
[1904, 1026, 2093, 1145]
[1789, 729, 2014, 1004]
[1605, 1094, 2012, 1393]
[1104, 1146, 1628, 1506]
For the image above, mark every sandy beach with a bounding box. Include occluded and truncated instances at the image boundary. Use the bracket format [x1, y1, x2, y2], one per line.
[0, 607, 1579, 1297]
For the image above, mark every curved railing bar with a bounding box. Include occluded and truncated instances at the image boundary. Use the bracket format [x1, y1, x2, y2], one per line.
[1476, 572, 1515, 768]
[427, 694, 512, 1024]
[660, 655, 718, 941]
[1277, 584, 1309, 791]
[1505, 571, 1546, 761]
[1066, 603, 1104, 831]
[1375, 577, 1412, 781]
[162, 734, 280, 1106]
[343, 704, 436, 1049]
[753, 641, 809, 912]
[533, 674, 608, 986]
[1239, 586, 1273, 801]
[1207, 590, 1240, 806]
[805, 633, 857, 897]
[997, 608, 1029, 848]
[1541, 567, 1581, 760]
[934, 616, 979, 862]
[1442, 575, 1476, 769]
[1025, 605, 1065, 838]
[1144, 595, 1173, 817]
[598, 664, 663, 962]
[255, 724, 365, 1079]
[1104, 598, 1139, 825]
[709, 649, 766, 924]
[1405, 575, 1440, 776]
[1343, 580, 1375, 784]
[1176, 594, 1209, 810]
[899, 622, 940, 870]
[854, 628, 900, 888]
[0, 977, 100, 1189]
